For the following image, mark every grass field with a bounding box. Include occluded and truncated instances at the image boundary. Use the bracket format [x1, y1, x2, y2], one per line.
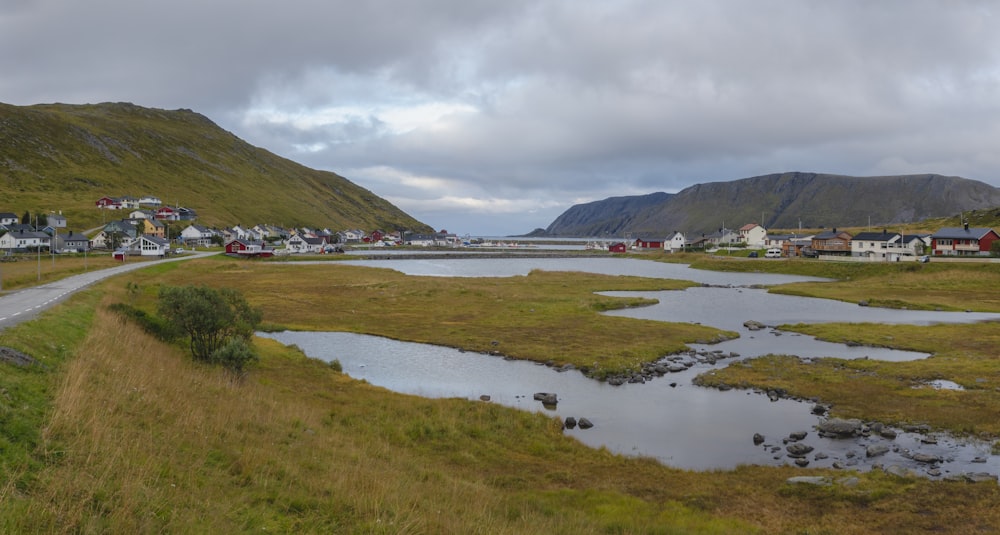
[2, 255, 1000, 533]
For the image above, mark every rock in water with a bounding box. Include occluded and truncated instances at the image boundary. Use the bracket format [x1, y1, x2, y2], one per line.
[786, 443, 814, 457]
[533, 392, 558, 405]
[818, 418, 863, 437]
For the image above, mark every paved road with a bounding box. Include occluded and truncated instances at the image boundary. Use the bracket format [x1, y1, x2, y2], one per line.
[0, 252, 216, 332]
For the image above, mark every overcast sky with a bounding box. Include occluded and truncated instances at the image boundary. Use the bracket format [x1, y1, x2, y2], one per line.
[3, 1, 999, 235]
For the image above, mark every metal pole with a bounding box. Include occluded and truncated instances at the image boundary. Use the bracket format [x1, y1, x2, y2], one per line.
[36, 216, 40, 281]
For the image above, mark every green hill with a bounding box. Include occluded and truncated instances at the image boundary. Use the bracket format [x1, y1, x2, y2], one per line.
[0, 102, 432, 233]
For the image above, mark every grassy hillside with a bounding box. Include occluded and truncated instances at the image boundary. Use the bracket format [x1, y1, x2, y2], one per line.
[0, 102, 433, 233]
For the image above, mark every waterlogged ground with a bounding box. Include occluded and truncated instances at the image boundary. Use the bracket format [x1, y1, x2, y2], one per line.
[265, 257, 1000, 477]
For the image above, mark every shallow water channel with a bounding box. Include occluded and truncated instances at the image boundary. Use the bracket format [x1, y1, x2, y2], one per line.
[263, 257, 1000, 478]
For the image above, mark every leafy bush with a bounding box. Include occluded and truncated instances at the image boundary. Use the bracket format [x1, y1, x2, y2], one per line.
[211, 337, 259, 377]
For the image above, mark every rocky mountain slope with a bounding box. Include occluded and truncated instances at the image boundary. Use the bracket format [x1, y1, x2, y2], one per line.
[543, 172, 1000, 237]
[0, 102, 432, 232]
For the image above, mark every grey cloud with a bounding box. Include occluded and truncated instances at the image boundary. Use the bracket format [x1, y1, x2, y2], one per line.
[2, 0, 999, 235]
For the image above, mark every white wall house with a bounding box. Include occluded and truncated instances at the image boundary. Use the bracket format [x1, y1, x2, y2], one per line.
[738, 224, 767, 248]
[137, 235, 170, 256]
[665, 231, 687, 252]
[0, 230, 50, 251]
[850, 231, 925, 261]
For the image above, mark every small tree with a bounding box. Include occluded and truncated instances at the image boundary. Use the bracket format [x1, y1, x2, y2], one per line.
[157, 285, 262, 362]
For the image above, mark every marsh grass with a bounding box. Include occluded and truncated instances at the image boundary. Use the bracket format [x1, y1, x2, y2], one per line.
[122, 261, 732, 378]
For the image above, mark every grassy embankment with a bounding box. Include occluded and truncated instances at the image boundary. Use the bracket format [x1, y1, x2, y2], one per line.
[3, 257, 1000, 532]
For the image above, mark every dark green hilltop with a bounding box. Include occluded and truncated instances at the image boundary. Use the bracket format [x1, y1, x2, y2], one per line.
[0, 101, 433, 233]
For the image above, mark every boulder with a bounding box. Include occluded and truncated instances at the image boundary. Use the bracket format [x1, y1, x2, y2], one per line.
[533, 392, 558, 405]
[0, 347, 38, 367]
[818, 418, 863, 437]
[788, 430, 808, 441]
[577, 418, 594, 429]
[564, 417, 577, 429]
[753, 433, 765, 446]
[911, 453, 941, 464]
[866, 444, 890, 457]
[743, 320, 767, 331]
[786, 443, 814, 458]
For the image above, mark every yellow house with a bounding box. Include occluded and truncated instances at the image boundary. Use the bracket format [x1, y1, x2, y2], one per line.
[141, 218, 166, 238]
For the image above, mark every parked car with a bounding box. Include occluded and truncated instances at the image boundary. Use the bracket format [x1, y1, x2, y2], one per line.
[747, 251, 759, 258]
[801, 247, 819, 258]
[918, 255, 930, 263]
[765, 248, 782, 258]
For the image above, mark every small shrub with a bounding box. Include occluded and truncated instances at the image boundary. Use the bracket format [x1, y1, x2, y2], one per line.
[329, 359, 343, 372]
[211, 337, 259, 377]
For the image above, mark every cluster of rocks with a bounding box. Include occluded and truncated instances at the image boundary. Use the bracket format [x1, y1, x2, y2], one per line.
[604, 350, 741, 386]
[755, 417, 998, 480]
[562, 416, 594, 430]
[526, 392, 595, 431]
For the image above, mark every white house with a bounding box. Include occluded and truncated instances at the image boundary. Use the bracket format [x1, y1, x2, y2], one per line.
[139, 195, 162, 206]
[180, 224, 215, 247]
[0, 212, 19, 226]
[128, 209, 155, 220]
[284, 234, 327, 253]
[0, 230, 50, 251]
[136, 235, 170, 256]
[851, 231, 924, 261]
[738, 224, 767, 248]
[664, 231, 687, 252]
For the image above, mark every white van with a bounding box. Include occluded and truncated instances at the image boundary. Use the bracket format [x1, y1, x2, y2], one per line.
[765, 248, 782, 258]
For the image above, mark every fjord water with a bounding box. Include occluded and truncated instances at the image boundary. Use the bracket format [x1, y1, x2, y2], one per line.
[265, 257, 1000, 475]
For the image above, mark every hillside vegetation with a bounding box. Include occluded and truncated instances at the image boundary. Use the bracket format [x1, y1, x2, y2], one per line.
[0, 102, 432, 233]
[545, 172, 1000, 237]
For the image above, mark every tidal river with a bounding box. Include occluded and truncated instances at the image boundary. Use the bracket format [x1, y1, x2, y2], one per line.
[260, 257, 1000, 478]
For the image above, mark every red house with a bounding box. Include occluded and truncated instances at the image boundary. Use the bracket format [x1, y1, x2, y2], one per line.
[608, 242, 628, 253]
[155, 206, 180, 221]
[96, 196, 123, 210]
[930, 226, 1000, 256]
[633, 237, 664, 249]
[225, 238, 274, 258]
[364, 230, 385, 243]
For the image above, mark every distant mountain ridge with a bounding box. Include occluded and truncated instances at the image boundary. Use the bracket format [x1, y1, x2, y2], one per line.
[543, 172, 1000, 237]
[0, 101, 432, 232]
